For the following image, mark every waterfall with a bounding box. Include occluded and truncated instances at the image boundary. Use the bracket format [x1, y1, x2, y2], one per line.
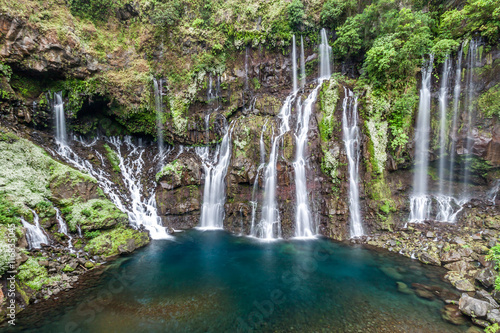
[257, 95, 295, 239]
[54, 136, 172, 240]
[198, 123, 234, 230]
[319, 29, 331, 79]
[437, 56, 452, 194]
[292, 35, 298, 92]
[293, 85, 322, 238]
[300, 36, 306, 88]
[22, 210, 49, 250]
[462, 40, 479, 198]
[53, 92, 67, 145]
[448, 45, 463, 196]
[55, 207, 74, 252]
[409, 56, 433, 222]
[342, 88, 363, 237]
[488, 180, 500, 204]
[153, 79, 164, 157]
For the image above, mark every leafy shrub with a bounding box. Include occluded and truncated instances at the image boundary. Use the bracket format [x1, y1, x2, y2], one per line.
[68, 0, 118, 22]
[287, 0, 305, 31]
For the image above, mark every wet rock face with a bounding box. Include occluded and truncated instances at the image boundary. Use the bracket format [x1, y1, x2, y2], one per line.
[0, 15, 91, 75]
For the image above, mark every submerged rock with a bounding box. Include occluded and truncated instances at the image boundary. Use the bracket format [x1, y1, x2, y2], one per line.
[441, 304, 467, 325]
[396, 281, 413, 295]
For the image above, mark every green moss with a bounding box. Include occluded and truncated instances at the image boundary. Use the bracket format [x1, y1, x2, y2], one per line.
[319, 79, 339, 142]
[103, 143, 121, 173]
[84, 226, 150, 258]
[478, 83, 500, 119]
[62, 199, 127, 232]
[156, 160, 184, 182]
[17, 258, 60, 291]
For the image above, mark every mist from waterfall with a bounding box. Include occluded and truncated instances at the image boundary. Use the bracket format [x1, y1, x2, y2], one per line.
[198, 123, 234, 230]
[342, 88, 363, 237]
[409, 56, 433, 222]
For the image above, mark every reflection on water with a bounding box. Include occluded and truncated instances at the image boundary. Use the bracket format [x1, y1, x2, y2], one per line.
[2, 230, 469, 332]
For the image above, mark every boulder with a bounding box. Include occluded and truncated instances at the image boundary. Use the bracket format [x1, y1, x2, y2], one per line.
[459, 293, 493, 317]
[441, 250, 461, 263]
[475, 290, 499, 309]
[418, 251, 441, 266]
[475, 267, 497, 288]
[488, 308, 500, 324]
[446, 271, 476, 292]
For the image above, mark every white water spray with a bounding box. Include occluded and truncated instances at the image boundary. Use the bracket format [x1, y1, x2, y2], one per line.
[319, 29, 331, 79]
[409, 56, 433, 222]
[22, 210, 49, 250]
[342, 88, 363, 237]
[53, 92, 67, 145]
[198, 123, 234, 230]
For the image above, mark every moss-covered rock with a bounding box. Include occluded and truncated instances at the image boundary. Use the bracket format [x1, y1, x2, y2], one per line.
[84, 227, 150, 258]
[62, 199, 128, 232]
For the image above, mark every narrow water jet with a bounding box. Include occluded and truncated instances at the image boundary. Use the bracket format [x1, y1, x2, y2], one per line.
[448, 45, 463, 196]
[258, 95, 294, 239]
[22, 210, 49, 250]
[300, 36, 306, 88]
[55, 207, 74, 252]
[293, 85, 321, 238]
[53, 91, 67, 145]
[462, 39, 479, 198]
[342, 88, 363, 237]
[198, 123, 234, 230]
[437, 56, 451, 195]
[409, 56, 433, 222]
[153, 79, 164, 157]
[292, 35, 298, 92]
[319, 29, 331, 79]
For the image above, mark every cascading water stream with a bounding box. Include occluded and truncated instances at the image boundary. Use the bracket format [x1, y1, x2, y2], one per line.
[435, 56, 460, 223]
[153, 79, 164, 157]
[250, 121, 268, 236]
[448, 45, 463, 196]
[55, 207, 74, 252]
[409, 56, 433, 222]
[107, 137, 172, 239]
[300, 36, 306, 88]
[292, 35, 298, 92]
[488, 180, 500, 204]
[319, 28, 331, 79]
[437, 56, 451, 195]
[53, 92, 67, 145]
[462, 40, 479, 198]
[257, 96, 295, 239]
[342, 88, 364, 237]
[198, 123, 234, 230]
[293, 85, 321, 238]
[292, 31, 332, 238]
[22, 210, 49, 250]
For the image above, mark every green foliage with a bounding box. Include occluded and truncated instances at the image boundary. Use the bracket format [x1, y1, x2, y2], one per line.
[68, 0, 118, 22]
[84, 226, 149, 258]
[287, 0, 305, 31]
[485, 323, 500, 333]
[440, 0, 500, 42]
[478, 83, 500, 119]
[151, 0, 184, 27]
[17, 258, 60, 291]
[62, 264, 75, 272]
[320, 0, 355, 28]
[84, 230, 102, 239]
[0, 195, 21, 225]
[103, 143, 121, 173]
[319, 79, 339, 141]
[156, 159, 183, 182]
[0, 63, 12, 80]
[487, 245, 500, 291]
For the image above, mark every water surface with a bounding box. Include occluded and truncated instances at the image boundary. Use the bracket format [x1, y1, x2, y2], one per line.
[3, 230, 468, 332]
